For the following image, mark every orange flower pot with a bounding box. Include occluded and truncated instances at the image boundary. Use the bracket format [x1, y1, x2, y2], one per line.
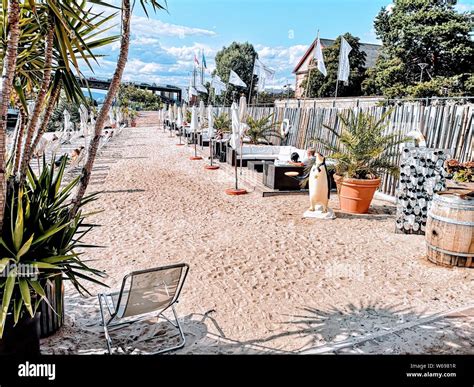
[334, 174, 381, 214]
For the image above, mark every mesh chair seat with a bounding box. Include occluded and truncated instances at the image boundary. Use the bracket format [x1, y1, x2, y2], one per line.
[98, 263, 189, 354]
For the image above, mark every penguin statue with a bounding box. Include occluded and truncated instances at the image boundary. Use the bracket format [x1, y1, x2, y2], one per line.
[308, 153, 331, 213]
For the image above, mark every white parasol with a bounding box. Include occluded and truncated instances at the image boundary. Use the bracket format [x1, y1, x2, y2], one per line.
[207, 105, 214, 139]
[199, 100, 206, 128]
[176, 107, 183, 128]
[238, 94, 247, 123]
[229, 102, 240, 150]
[190, 105, 201, 159]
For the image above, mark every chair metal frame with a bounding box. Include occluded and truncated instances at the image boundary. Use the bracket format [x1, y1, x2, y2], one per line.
[98, 263, 189, 355]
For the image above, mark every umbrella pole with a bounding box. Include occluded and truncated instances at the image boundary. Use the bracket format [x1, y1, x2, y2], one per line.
[194, 128, 197, 157]
[210, 138, 213, 166]
[239, 141, 243, 175]
[235, 160, 238, 190]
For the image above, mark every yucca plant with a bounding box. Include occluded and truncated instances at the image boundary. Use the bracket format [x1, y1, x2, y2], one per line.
[0, 156, 105, 337]
[245, 114, 281, 145]
[321, 109, 406, 179]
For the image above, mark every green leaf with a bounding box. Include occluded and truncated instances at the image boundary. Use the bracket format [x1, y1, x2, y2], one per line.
[16, 234, 35, 260]
[0, 273, 16, 338]
[13, 298, 24, 325]
[19, 279, 34, 317]
[28, 279, 46, 299]
[32, 222, 71, 246]
[0, 258, 12, 273]
[13, 188, 25, 252]
[25, 262, 59, 270]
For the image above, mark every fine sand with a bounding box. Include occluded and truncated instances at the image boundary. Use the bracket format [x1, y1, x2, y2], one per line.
[41, 113, 474, 354]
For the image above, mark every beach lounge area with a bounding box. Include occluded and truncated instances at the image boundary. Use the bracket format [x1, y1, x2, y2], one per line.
[39, 112, 473, 355]
[1, 2, 473, 384]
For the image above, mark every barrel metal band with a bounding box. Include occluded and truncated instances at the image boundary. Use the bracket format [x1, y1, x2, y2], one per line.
[427, 243, 474, 258]
[433, 200, 474, 211]
[428, 213, 474, 227]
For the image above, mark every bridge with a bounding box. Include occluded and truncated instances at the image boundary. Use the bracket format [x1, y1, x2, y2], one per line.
[77, 77, 182, 104]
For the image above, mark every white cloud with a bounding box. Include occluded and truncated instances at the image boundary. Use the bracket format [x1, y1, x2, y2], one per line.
[162, 43, 217, 61]
[132, 16, 216, 39]
[256, 44, 308, 71]
[455, 2, 474, 12]
[362, 28, 381, 44]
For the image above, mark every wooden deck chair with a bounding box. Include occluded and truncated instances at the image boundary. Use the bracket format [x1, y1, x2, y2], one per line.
[98, 263, 189, 354]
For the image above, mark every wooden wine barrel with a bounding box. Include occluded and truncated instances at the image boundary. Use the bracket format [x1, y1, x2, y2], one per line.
[426, 192, 474, 268]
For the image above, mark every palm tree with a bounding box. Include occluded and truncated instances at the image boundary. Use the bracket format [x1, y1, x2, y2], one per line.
[0, 0, 21, 231]
[15, 1, 118, 176]
[18, 3, 55, 182]
[71, 0, 166, 216]
[321, 109, 405, 179]
[245, 114, 281, 144]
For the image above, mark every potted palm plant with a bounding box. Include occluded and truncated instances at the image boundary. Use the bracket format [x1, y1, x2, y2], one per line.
[213, 112, 231, 139]
[246, 114, 281, 144]
[129, 109, 138, 127]
[0, 157, 105, 354]
[323, 110, 405, 214]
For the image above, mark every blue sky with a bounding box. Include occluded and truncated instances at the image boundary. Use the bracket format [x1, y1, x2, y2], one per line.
[86, 0, 474, 90]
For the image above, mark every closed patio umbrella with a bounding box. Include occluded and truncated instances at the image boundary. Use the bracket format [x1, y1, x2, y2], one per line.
[204, 104, 219, 170]
[238, 94, 248, 175]
[176, 107, 184, 146]
[199, 100, 206, 149]
[168, 105, 175, 137]
[199, 100, 206, 127]
[189, 105, 202, 160]
[226, 102, 247, 195]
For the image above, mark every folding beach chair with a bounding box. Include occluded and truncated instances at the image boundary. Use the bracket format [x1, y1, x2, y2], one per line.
[98, 263, 189, 355]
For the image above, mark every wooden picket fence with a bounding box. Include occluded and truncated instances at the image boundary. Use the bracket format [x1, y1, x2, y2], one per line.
[213, 102, 473, 196]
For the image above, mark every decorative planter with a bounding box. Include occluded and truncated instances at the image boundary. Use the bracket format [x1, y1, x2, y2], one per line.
[39, 273, 64, 338]
[131, 120, 137, 127]
[0, 314, 41, 355]
[334, 175, 381, 214]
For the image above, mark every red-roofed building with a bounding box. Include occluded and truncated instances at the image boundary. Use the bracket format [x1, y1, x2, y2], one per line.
[293, 38, 381, 98]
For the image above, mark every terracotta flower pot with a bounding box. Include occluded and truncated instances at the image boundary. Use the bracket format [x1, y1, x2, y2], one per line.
[334, 174, 381, 214]
[131, 120, 137, 127]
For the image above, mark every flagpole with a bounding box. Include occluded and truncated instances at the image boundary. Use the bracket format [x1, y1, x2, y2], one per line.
[201, 50, 204, 85]
[304, 30, 319, 103]
[248, 57, 256, 106]
[335, 35, 342, 101]
[223, 70, 231, 107]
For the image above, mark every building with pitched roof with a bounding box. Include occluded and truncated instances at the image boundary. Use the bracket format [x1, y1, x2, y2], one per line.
[293, 38, 381, 98]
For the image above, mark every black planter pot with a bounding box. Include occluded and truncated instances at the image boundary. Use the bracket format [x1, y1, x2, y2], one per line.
[39, 274, 64, 338]
[0, 314, 41, 356]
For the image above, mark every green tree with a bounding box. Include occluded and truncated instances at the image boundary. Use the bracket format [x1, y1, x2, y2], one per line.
[362, 0, 474, 98]
[118, 85, 162, 110]
[301, 33, 367, 98]
[214, 42, 257, 105]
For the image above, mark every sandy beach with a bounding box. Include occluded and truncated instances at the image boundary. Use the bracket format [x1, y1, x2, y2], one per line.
[41, 114, 473, 354]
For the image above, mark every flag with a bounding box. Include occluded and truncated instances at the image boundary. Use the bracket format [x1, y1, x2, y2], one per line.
[337, 36, 352, 84]
[212, 75, 226, 96]
[196, 83, 207, 93]
[253, 58, 275, 81]
[229, 70, 247, 88]
[194, 53, 200, 67]
[313, 35, 327, 77]
[189, 78, 197, 97]
[253, 58, 275, 92]
[202, 52, 207, 69]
